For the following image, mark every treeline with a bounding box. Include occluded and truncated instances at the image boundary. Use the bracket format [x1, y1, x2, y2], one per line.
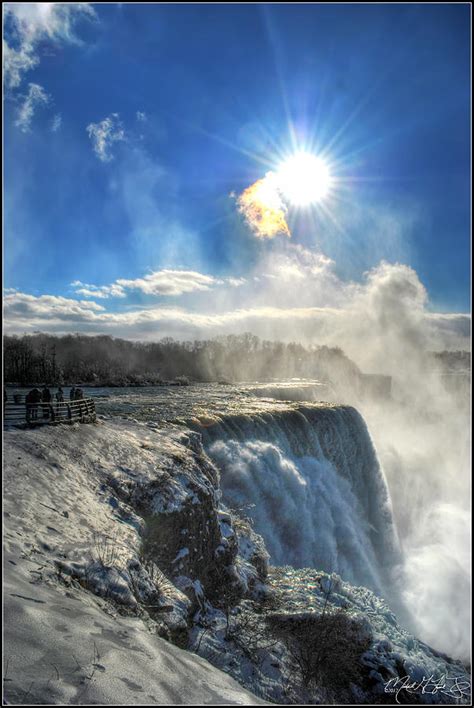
[3, 333, 361, 388]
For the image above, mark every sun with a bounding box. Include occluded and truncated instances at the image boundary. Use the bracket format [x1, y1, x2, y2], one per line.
[275, 151, 333, 206]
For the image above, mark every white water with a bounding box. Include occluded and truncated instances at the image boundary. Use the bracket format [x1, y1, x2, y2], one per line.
[200, 391, 470, 662]
[200, 405, 400, 603]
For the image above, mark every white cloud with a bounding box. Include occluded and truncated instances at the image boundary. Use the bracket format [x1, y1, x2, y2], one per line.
[4, 247, 470, 364]
[4, 3, 96, 89]
[116, 270, 218, 296]
[2, 289, 342, 338]
[15, 82, 49, 132]
[3, 291, 105, 328]
[226, 277, 247, 288]
[87, 113, 126, 162]
[3, 36, 39, 90]
[71, 281, 126, 299]
[51, 113, 62, 132]
[5, 266, 470, 356]
[136, 111, 147, 122]
[71, 269, 246, 299]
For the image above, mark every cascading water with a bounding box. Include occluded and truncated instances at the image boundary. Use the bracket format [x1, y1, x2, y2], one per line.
[193, 404, 400, 602]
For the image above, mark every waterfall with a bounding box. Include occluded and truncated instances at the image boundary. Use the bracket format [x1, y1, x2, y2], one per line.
[192, 404, 400, 600]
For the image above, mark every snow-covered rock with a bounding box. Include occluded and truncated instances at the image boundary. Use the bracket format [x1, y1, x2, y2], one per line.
[3, 420, 266, 705]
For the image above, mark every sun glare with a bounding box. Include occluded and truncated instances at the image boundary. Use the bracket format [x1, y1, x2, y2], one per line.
[276, 151, 332, 206]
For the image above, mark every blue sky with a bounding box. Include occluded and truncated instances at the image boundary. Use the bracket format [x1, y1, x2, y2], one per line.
[3, 3, 471, 351]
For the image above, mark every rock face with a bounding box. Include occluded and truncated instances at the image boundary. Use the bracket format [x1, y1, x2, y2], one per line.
[126, 430, 268, 609]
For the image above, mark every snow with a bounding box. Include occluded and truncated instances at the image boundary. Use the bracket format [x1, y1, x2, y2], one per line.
[218, 510, 234, 539]
[3, 420, 266, 705]
[191, 567, 470, 704]
[4, 558, 267, 704]
[268, 566, 470, 700]
[4, 414, 470, 705]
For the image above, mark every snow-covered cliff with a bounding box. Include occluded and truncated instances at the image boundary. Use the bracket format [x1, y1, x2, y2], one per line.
[3, 415, 470, 704]
[3, 420, 266, 705]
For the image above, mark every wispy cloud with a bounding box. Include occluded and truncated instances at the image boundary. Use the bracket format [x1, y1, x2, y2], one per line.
[3, 33, 39, 90]
[4, 3, 96, 89]
[15, 82, 49, 132]
[136, 111, 147, 122]
[116, 270, 222, 296]
[70, 280, 127, 299]
[71, 269, 246, 299]
[51, 113, 62, 132]
[86, 113, 126, 162]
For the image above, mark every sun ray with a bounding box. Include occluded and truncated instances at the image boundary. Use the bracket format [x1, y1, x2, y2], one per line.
[259, 4, 299, 154]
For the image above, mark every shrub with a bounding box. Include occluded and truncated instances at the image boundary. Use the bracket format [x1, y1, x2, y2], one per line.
[268, 609, 372, 696]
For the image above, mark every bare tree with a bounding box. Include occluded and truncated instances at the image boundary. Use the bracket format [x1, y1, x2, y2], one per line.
[4, 332, 364, 387]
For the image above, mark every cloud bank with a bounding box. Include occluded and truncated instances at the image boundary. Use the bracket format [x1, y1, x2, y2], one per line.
[5, 253, 470, 369]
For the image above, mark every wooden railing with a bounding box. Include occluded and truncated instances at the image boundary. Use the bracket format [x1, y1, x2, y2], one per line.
[3, 398, 97, 427]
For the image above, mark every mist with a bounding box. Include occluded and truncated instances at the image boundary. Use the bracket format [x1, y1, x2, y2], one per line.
[265, 247, 471, 661]
[359, 376, 470, 661]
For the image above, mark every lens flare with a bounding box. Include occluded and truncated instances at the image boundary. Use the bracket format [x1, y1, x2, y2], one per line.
[276, 151, 332, 206]
[237, 175, 290, 239]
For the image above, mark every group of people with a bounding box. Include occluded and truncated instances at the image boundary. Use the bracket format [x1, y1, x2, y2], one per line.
[69, 387, 84, 400]
[23, 386, 85, 421]
[25, 387, 60, 421]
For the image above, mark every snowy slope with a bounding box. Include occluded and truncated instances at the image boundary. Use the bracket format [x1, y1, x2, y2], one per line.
[3, 420, 266, 705]
[3, 416, 470, 705]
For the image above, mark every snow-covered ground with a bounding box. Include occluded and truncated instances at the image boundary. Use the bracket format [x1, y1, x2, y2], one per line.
[3, 416, 471, 705]
[3, 420, 266, 705]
